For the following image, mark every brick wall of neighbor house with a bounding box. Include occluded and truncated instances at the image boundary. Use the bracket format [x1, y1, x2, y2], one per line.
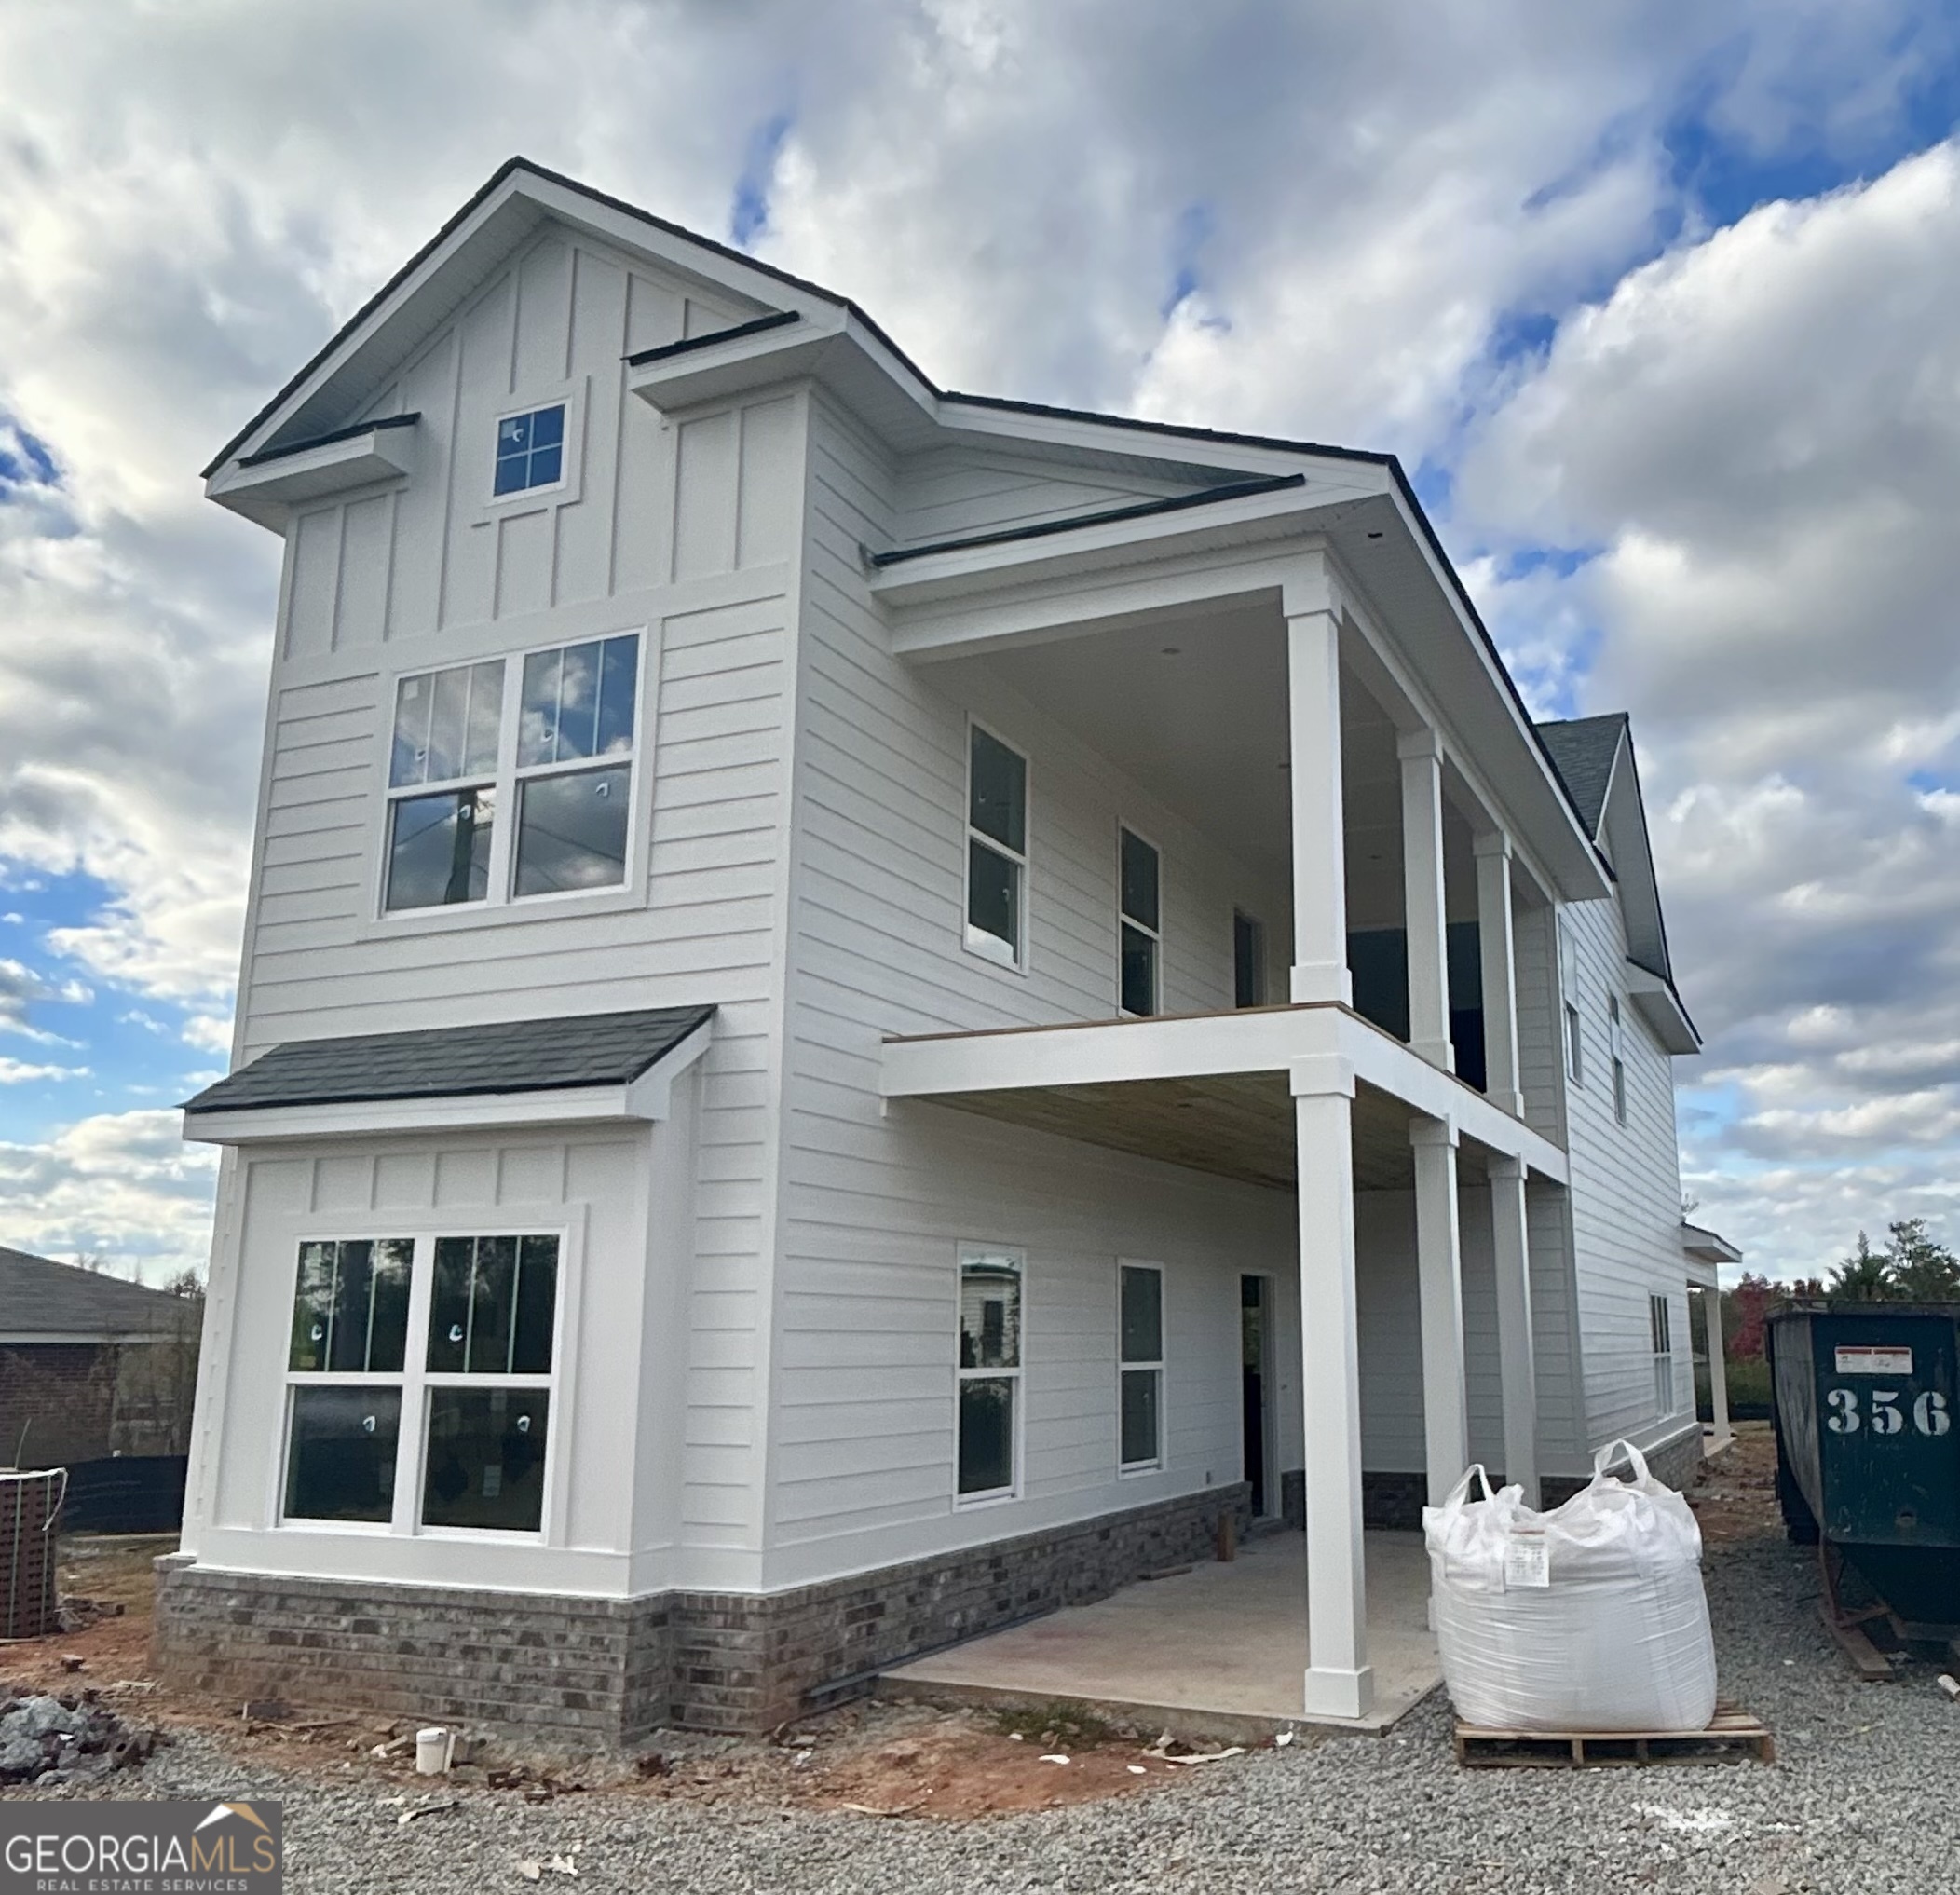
[154, 1483, 1247, 1741]
[0, 1344, 118, 1466]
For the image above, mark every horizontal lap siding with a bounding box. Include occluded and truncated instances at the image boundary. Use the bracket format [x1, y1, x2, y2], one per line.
[892, 449, 1200, 552]
[765, 401, 1294, 1586]
[1559, 894, 1691, 1451]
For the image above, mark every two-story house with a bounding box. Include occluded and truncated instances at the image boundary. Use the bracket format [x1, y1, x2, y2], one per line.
[159, 158, 1713, 1744]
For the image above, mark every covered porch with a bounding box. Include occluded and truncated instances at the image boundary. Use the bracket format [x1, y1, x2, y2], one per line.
[884, 1001, 1568, 1724]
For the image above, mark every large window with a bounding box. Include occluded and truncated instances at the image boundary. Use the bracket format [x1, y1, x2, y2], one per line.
[1650, 1292, 1675, 1417]
[280, 1230, 561, 1535]
[384, 633, 641, 915]
[1119, 827, 1160, 1016]
[965, 724, 1027, 969]
[1119, 1261, 1164, 1471]
[957, 1247, 1023, 1501]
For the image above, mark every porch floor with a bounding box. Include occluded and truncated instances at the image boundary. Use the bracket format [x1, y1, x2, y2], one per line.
[878, 1528, 1439, 1741]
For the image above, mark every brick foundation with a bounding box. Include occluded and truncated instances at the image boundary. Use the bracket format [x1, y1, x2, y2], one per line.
[155, 1483, 1249, 1744]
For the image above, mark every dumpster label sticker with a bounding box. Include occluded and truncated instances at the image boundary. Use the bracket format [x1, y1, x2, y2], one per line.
[1835, 1345, 1914, 1375]
[1503, 1528, 1550, 1588]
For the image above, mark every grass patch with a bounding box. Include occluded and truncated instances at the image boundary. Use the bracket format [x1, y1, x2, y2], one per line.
[991, 1703, 1116, 1750]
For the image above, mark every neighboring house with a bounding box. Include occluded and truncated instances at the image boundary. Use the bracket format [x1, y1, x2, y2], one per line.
[163, 158, 1727, 1742]
[0, 1247, 201, 1466]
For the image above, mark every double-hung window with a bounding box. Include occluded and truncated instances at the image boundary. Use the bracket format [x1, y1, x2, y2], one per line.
[1650, 1292, 1675, 1416]
[1119, 827, 1160, 1016]
[1558, 916, 1584, 1084]
[965, 724, 1028, 968]
[384, 632, 641, 915]
[1608, 994, 1628, 1125]
[957, 1246, 1023, 1500]
[281, 1231, 561, 1535]
[1118, 1261, 1164, 1471]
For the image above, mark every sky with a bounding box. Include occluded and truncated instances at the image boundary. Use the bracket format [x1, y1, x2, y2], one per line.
[4, 0, 1960, 1285]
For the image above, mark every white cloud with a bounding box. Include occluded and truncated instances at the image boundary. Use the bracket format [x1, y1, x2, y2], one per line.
[0, 1058, 88, 1085]
[0, 1109, 219, 1282]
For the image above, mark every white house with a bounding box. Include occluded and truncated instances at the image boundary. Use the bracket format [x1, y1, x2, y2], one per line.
[161, 158, 1719, 1742]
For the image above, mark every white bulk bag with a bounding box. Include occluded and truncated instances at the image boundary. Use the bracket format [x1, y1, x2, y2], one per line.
[1423, 1438, 1718, 1733]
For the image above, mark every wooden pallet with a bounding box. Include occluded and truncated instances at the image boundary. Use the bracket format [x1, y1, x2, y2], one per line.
[1454, 1701, 1775, 1769]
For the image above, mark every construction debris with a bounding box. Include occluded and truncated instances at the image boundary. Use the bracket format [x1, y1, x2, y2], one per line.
[0, 1688, 159, 1787]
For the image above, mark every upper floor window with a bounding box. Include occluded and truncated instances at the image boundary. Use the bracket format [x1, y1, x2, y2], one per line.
[965, 723, 1027, 970]
[494, 403, 566, 497]
[1233, 909, 1266, 1008]
[1119, 826, 1160, 1016]
[1608, 994, 1627, 1125]
[384, 633, 641, 916]
[1558, 916, 1583, 1085]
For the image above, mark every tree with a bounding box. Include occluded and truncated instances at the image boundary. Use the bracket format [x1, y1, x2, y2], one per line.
[1724, 1273, 1778, 1360]
[1883, 1219, 1960, 1302]
[1830, 1231, 1892, 1301]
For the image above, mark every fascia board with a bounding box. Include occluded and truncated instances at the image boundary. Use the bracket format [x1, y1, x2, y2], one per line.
[182, 1083, 643, 1146]
[205, 423, 417, 525]
[868, 483, 1341, 610]
[621, 1016, 716, 1119]
[627, 315, 850, 412]
[1627, 964, 1702, 1054]
[930, 397, 1338, 480]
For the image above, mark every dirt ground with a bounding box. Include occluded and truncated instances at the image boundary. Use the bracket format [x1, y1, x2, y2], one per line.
[5, 1435, 1769, 1820]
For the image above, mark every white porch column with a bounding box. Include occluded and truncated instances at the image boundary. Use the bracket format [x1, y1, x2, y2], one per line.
[1285, 567, 1353, 1006]
[1700, 1286, 1733, 1449]
[1398, 729, 1453, 1070]
[1293, 1057, 1372, 1720]
[1488, 1155, 1540, 1506]
[1474, 831, 1524, 1118]
[1411, 1115, 1468, 1505]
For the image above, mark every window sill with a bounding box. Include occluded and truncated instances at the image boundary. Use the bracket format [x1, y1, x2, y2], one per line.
[961, 930, 1027, 976]
[358, 879, 647, 943]
[953, 1487, 1020, 1512]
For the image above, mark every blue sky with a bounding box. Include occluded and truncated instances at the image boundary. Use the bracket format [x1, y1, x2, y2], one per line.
[5, 1, 1960, 1282]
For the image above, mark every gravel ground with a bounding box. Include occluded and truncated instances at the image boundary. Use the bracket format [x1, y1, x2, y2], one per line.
[15, 1534, 1960, 1892]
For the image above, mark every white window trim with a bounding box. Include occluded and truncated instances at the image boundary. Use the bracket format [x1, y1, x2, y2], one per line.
[1117, 1258, 1165, 1475]
[962, 716, 1030, 975]
[1117, 822, 1162, 1018]
[266, 1207, 585, 1547]
[475, 377, 588, 519]
[365, 624, 653, 934]
[954, 1241, 1026, 1509]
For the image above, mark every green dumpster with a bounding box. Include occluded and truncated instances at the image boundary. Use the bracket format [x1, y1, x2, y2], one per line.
[1768, 1302, 1960, 1628]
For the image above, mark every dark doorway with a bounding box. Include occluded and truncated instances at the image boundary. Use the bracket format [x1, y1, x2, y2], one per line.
[1241, 1275, 1270, 1517]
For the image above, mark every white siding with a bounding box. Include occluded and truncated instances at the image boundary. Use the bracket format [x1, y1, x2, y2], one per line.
[891, 447, 1203, 552]
[1558, 889, 1693, 1453]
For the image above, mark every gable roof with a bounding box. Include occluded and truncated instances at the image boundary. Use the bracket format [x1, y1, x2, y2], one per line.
[1534, 714, 1626, 838]
[182, 1005, 715, 1115]
[0, 1246, 190, 1341]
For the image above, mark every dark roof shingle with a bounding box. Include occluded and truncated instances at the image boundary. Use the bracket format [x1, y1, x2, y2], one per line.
[0, 1247, 190, 1339]
[1533, 714, 1627, 838]
[183, 1006, 714, 1115]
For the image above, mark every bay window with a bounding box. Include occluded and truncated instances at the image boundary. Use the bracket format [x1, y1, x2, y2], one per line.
[384, 631, 642, 916]
[280, 1229, 561, 1535]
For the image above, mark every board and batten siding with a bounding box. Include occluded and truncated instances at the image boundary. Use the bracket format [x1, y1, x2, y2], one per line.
[1557, 890, 1694, 1452]
[224, 222, 818, 1581]
[756, 395, 1303, 1587]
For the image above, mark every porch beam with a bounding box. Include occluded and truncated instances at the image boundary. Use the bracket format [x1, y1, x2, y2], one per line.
[1293, 1061, 1373, 1721]
[1475, 831, 1525, 1117]
[1285, 563, 1353, 1006]
[1398, 729, 1453, 1070]
[1411, 1115, 1469, 1506]
[1488, 1155, 1540, 1506]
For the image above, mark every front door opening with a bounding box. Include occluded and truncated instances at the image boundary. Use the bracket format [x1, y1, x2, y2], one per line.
[1241, 1275, 1271, 1517]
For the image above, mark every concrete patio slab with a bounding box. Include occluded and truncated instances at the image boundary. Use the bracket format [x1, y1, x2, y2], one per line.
[878, 1527, 1439, 1742]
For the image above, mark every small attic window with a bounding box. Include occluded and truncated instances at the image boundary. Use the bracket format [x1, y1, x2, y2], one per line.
[494, 403, 565, 497]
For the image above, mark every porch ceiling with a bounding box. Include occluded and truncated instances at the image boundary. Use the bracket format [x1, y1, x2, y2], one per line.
[909, 1071, 1495, 1193]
